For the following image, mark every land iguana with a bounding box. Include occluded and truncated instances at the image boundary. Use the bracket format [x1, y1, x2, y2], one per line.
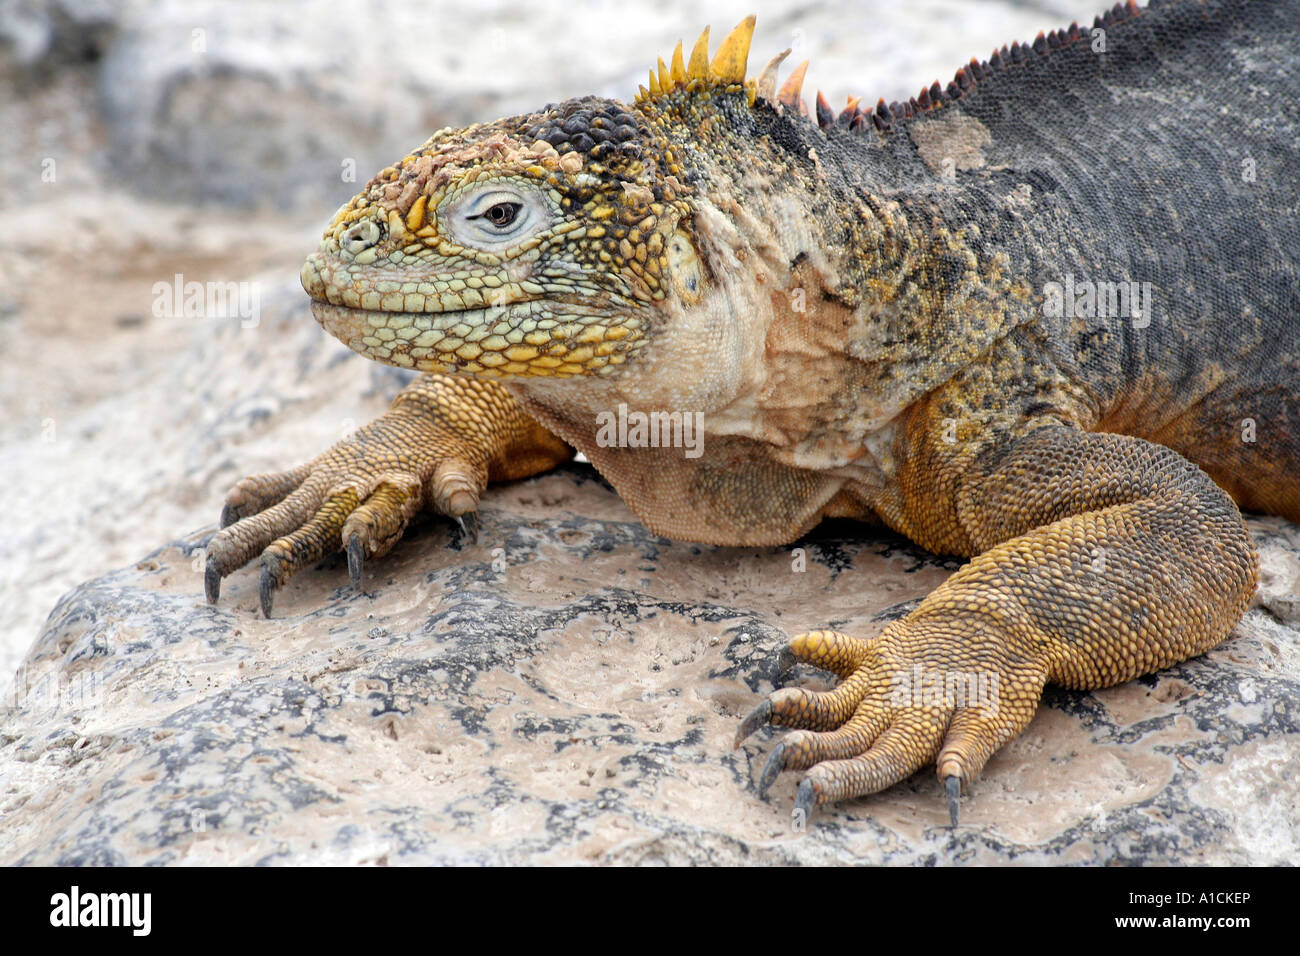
[202, 0, 1300, 825]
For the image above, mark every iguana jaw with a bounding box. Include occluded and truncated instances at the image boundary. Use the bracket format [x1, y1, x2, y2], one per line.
[303, 285, 650, 378]
[306, 303, 647, 377]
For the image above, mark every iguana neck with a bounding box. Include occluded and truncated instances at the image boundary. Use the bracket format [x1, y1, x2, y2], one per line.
[511, 93, 1031, 467]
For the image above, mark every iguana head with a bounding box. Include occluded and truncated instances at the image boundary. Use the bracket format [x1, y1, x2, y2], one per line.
[301, 18, 763, 380]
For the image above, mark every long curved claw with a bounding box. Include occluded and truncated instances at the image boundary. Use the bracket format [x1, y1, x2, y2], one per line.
[734, 699, 772, 747]
[219, 503, 237, 529]
[794, 778, 816, 823]
[347, 534, 365, 588]
[204, 559, 222, 604]
[757, 741, 788, 796]
[945, 775, 961, 827]
[454, 512, 479, 546]
[259, 564, 277, 618]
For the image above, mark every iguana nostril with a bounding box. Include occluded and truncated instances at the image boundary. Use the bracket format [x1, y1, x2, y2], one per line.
[342, 220, 382, 255]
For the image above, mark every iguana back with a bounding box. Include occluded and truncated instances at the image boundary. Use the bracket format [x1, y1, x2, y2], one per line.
[864, 0, 1299, 516]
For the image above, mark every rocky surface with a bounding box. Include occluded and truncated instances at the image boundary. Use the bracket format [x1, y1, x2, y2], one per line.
[2, 0, 1297, 865]
[2, 469, 1298, 864]
[0, 0, 127, 71]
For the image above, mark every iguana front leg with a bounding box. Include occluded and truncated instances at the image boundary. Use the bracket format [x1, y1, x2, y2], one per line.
[738, 422, 1259, 824]
[205, 373, 572, 615]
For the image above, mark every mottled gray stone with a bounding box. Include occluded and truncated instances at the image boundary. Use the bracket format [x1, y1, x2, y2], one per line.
[0, 0, 125, 70]
[2, 481, 1296, 865]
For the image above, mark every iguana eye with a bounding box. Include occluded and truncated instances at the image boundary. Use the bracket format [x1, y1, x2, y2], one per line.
[445, 184, 553, 249]
[478, 202, 522, 228]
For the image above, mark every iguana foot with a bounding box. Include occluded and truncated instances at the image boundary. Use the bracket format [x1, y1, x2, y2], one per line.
[206, 443, 481, 617]
[204, 374, 570, 616]
[735, 625, 1047, 827]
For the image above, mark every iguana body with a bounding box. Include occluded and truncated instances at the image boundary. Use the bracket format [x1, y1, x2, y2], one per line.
[205, 0, 1299, 822]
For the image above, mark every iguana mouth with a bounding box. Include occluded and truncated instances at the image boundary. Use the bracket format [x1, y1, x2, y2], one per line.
[308, 299, 644, 377]
[302, 247, 649, 376]
[300, 248, 538, 315]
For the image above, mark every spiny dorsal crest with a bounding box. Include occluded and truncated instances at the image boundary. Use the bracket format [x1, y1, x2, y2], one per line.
[635, 2, 1148, 135]
[633, 15, 889, 124]
[636, 16, 760, 106]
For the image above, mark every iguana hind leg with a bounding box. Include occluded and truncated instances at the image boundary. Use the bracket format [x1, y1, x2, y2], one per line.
[738, 425, 1259, 825]
[205, 373, 571, 615]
